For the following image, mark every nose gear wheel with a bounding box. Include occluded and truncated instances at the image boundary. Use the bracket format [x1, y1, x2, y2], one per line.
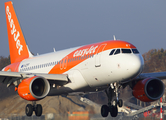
[100, 83, 123, 117]
[101, 105, 109, 117]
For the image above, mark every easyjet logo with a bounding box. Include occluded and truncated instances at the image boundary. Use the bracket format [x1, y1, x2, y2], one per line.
[6, 6, 23, 55]
[73, 45, 98, 57]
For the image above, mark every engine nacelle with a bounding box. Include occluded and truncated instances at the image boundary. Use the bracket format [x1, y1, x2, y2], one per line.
[132, 77, 165, 102]
[18, 76, 50, 101]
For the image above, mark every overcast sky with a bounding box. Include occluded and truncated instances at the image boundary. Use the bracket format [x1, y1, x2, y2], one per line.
[0, 0, 166, 57]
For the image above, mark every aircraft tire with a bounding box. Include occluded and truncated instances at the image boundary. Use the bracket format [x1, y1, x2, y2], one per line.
[35, 104, 42, 117]
[118, 99, 123, 107]
[110, 105, 118, 117]
[101, 105, 109, 117]
[25, 104, 33, 116]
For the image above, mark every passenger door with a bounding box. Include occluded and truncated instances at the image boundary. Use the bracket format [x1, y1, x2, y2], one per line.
[95, 44, 107, 67]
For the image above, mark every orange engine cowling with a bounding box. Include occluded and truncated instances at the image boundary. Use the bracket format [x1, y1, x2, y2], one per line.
[132, 77, 165, 102]
[17, 76, 50, 101]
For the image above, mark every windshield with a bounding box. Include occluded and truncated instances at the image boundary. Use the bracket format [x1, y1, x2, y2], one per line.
[109, 48, 139, 55]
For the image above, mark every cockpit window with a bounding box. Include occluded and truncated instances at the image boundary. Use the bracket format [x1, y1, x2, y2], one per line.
[109, 49, 115, 55]
[114, 49, 120, 55]
[109, 48, 139, 56]
[121, 49, 131, 53]
[132, 49, 139, 54]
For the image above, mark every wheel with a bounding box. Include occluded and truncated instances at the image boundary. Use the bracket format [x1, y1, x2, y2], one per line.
[25, 104, 33, 116]
[110, 105, 118, 117]
[112, 99, 117, 107]
[35, 104, 42, 117]
[118, 99, 123, 107]
[101, 105, 109, 117]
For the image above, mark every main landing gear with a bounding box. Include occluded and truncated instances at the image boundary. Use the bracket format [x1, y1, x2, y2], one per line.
[25, 102, 42, 117]
[101, 83, 123, 117]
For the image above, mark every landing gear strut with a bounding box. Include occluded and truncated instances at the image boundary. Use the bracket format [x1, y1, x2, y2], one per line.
[25, 102, 42, 117]
[101, 83, 123, 117]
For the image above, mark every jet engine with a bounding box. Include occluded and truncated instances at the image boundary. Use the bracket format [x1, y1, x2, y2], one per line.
[132, 77, 164, 102]
[17, 76, 50, 101]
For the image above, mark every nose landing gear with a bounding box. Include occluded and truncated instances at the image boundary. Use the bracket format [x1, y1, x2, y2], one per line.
[25, 101, 42, 117]
[101, 83, 123, 117]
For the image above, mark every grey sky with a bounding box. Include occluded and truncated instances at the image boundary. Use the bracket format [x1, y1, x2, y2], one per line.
[0, 0, 166, 57]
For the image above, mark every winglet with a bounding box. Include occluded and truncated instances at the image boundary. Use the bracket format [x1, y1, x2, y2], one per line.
[5, 1, 33, 64]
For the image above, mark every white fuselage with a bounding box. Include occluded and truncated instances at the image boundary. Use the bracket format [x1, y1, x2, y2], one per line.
[18, 46, 144, 96]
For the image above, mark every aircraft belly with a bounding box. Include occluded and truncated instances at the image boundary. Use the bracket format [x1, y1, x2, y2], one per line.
[48, 70, 90, 95]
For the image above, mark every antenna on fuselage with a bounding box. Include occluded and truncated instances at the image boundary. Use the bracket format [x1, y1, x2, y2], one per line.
[53, 48, 56, 52]
[113, 35, 116, 41]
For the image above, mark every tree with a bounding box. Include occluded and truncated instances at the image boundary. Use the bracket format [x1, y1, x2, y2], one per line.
[0, 56, 10, 70]
[142, 48, 166, 73]
[0, 56, 16, 99]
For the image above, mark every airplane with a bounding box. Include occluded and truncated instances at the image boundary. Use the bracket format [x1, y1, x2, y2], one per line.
[1, 1, 165, 117]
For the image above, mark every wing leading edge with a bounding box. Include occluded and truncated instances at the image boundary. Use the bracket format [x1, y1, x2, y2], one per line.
[135, 72, 166, 80]
[0, 71, 68, 87]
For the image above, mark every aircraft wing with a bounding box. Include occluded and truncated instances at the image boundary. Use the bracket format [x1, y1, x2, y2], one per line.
[135, 72, 166, 80]
[0, 71, 68, 87]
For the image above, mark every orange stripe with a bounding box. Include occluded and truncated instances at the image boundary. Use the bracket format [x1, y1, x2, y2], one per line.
[49, 40, 136, 74]
[4, 40, 135, 73]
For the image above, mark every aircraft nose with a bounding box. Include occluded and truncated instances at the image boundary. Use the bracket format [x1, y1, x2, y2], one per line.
[127, 54, 144, 78]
